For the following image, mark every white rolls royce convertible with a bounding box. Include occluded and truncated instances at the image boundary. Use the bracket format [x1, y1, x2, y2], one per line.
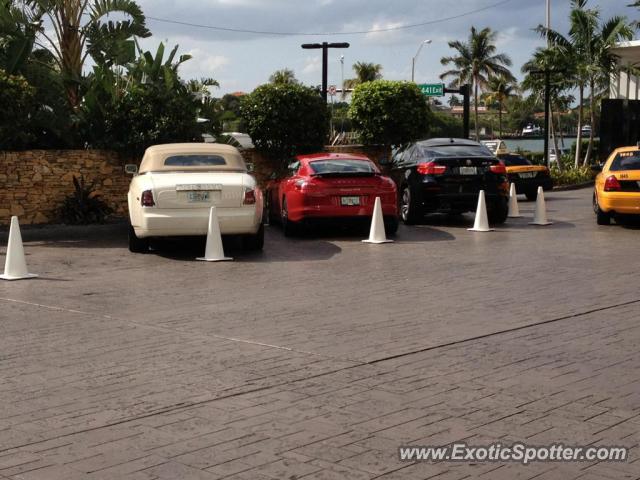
[127, 143, 264, 253]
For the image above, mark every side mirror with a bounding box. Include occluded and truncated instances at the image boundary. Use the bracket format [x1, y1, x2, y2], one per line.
[124, 164, 138, 175]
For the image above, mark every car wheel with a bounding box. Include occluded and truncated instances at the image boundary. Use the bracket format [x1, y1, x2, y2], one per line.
[281, 198, 297, 237]
[243, 223, 264, 251]
[593, 194, 611, 225]
[384, 216, 399, 235]
[525, 190, 537, 201]
[488, 198, 509, 225]
[128, 224, 149, 253]
[399, 185, 421, 225]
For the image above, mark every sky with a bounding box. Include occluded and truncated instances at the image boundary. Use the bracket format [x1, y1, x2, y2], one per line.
[132, 0, 637, 96]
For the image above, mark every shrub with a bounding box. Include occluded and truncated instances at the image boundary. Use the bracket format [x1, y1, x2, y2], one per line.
[550, 166, 594, 186]
[428, 110, 463, 138]
[59, 176, 112, 224]
[349, 80, 429, 146]
[241, 83, 329, 161]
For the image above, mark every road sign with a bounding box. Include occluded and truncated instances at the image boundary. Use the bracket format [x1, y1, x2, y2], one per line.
[328, 85, 337, 96]
[418, 83, 444, 97]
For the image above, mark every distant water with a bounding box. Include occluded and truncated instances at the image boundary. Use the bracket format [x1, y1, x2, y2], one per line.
[503, 137, 595, 153]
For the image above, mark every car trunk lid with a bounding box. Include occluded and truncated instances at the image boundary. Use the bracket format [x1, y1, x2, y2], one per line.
[148, 172, 246, 208]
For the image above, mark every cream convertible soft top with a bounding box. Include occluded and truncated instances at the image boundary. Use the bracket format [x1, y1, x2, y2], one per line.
[138, 143, 247, 174]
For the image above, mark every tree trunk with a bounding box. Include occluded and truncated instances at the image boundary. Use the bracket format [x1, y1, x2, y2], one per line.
[574, 84, 584, 168]
[474, 79, 479, 141]
[583, 79, 596, 166]
[498, 99, 503, 138]
[551, 104, 562, 172]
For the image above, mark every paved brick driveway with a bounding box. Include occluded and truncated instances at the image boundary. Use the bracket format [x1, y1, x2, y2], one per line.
[0, 188, 639, 479]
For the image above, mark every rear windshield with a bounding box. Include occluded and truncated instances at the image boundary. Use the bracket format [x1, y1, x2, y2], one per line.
[309, 159, 376, 175]
[501, 154, 532, 166]
[610, 151, 640, 171]
[418, 144, 493, 158]
[164, 155, 227, 167]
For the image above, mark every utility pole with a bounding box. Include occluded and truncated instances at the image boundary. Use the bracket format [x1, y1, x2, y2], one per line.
[301, 42, 350, 101]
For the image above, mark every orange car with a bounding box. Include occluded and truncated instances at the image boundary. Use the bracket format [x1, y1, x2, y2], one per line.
[593, 145, 640, 225]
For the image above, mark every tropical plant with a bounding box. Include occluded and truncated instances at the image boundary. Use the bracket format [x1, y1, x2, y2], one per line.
[440, 26, 515, 141]
[0, 68, 37, 149]
[269, 68, 298, 85]
[537, 0, 634, 165]
[343, 61, 382, 91]
[59, 175, 112, 224]
[240, 83, 329, 162]
[483, 75, 518, 137]
[349, 80, 429, 146]
[13, 0, 151, 108]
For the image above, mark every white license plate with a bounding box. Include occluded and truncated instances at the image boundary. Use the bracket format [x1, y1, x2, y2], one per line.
[187, 191, 210, 202]
[340, 196, 360, 206]
[519, 172, 537, 179]
[459, 166, 477, 175]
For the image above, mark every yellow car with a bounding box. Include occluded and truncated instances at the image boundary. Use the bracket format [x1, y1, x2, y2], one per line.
[593, 146, 640, 225]
[499, 153, 553, 201]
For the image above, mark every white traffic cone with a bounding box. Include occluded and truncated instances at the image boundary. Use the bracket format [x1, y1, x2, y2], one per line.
[363, 197, 393, 244]
[508, 183, 522, 218]
[468, 190, 494, 232]
[529, 186, 553, 226]
[1, 216, 38, 281]
[196, 207, 232, 261]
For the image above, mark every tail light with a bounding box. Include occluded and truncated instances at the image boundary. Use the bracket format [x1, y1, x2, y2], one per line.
[141, 190, 155, 207]
[489, 161, 507, 174]
[417, 162, 447, 175]
[604, 175, 621, 192]
[243, 187, 257, 205]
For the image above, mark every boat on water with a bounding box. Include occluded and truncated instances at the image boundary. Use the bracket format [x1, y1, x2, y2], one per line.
[522, 124, 542, 136]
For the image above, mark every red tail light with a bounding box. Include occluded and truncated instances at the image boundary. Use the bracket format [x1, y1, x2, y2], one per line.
[604, 175, 621, 192]
[141, 190, 155, 207]
[417, 162, 447, 175]
[489, 161, 507, 174]
[243, 188, 257, 205]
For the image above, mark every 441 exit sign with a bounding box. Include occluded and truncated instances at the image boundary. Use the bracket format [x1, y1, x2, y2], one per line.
[418, 83, 444, 97]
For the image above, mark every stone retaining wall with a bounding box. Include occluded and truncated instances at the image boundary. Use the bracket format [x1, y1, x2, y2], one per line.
[0, 145, 390, 226]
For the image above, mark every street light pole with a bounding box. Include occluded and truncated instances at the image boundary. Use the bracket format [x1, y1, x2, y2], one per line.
[301, 42, 350, 101]
[411, 39, 432, 83]
[340, 55, 344, 97]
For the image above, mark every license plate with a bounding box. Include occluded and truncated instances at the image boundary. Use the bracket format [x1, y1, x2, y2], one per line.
[340, 196, 360, 206]
[459, 166, 477, 175]
[519, 172, 537, 179]
[187, 191, 210, 202]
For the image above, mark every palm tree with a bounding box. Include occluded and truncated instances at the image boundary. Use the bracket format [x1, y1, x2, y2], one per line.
[343, 61, 382, 91]
[16, 0, 151, 109]
[538, 1, 634, 165]
[484, 75, 518, 138]
[269, 68, 298, 85]
[440, 26, 515, 141]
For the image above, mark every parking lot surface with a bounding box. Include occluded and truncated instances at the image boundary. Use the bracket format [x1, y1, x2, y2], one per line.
[1, 187, 639, 479]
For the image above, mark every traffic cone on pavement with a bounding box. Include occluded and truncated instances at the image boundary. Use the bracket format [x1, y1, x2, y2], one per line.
[1, 216, 38, 281]
[508, 183, 522, 218]
[363, 197, 393, 244]
[196, 207, 233, 261]
[529, 187, 553, 226]
[468, 190, 494, 232]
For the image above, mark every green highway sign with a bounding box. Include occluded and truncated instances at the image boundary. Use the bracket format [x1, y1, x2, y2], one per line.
[418, 83, 444, 97]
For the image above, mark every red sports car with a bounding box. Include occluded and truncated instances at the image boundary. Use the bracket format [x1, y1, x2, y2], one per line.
[266, 153, 398, 235]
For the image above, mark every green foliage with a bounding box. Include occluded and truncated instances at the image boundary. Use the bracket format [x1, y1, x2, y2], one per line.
[240, 83, 329, 160]
[428, 111, 463, 138]
[570, 138, 599, 160]
[59, 175, 113, 224]
[550, 165, 593, 186]
[0, 69, 37, 149]
[349, 80, 429, 146]
[269, 68, 298, 85]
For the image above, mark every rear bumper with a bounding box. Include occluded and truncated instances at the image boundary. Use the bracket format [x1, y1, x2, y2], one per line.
[133, 206, 262, 237]
[420, 190, 507, 213]
[287, 192, 397, 222]
[598, 192, 640, 215]
[508, 175, 553, 193]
